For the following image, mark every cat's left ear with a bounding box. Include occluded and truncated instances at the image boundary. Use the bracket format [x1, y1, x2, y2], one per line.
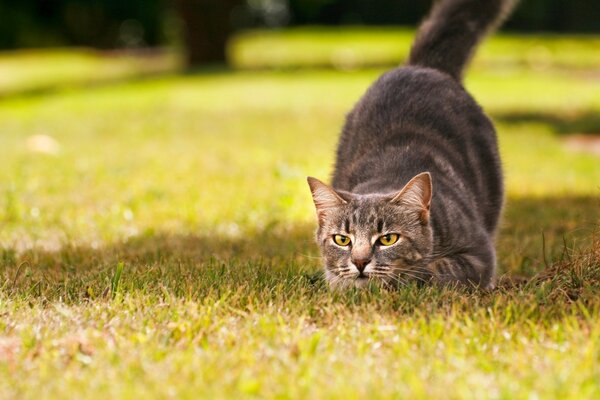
[389, 172, 432, 224]
[307, 177, 347, 223]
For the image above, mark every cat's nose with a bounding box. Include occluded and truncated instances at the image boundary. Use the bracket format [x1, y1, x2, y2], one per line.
[352, 257, 371, 273]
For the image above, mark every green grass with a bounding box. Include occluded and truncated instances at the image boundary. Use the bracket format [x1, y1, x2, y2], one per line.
[1, 28, 600, 399]
[0, 48, 179, 98]
[231, 27, 600, 70]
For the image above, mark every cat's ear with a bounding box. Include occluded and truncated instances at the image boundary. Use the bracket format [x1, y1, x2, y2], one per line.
[390, 172, 432, 224]
[307, 177, 347, 222]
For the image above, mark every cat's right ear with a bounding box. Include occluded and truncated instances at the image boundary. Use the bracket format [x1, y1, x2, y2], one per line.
[307, 177, 347, 223]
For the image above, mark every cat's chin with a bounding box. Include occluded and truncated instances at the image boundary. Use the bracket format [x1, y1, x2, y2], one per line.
[353, 276, 371, 289]
[326, 273, 385, 290]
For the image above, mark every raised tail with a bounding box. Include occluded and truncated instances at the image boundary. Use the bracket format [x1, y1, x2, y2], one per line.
[408, 0, 518, 81]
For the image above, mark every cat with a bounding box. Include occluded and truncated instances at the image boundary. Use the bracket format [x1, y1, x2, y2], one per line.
[307, 0, 518, 290]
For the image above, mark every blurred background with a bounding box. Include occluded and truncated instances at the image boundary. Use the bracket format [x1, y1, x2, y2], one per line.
[1, 0, 599, 66]
[0, 0, 599, 273]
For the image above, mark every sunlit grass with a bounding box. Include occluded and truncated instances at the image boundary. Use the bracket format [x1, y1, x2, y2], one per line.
[231, 27, 600, 70]
[0, 48, 180, 97]
[1, 28, 600, 399]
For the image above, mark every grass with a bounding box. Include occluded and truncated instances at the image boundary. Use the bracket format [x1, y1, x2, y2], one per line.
[1, 27, 600, 399]
[231, 27, 600, 70]
[0, 48, 179, 99]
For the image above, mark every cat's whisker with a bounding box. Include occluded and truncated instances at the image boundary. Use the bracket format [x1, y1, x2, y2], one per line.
[394, 266, 431, 281]
[398, 271, 428, 283]
[328, 273, 347, 289]
[393, 265, 431, 273]
[374, 271, 405, 285]
[378, 267, 425, 286]
[372, 265, 390, 272]
[379, 264, 428, 274]
[366, 273, 388, 281]
[385, 264, 432, 276]
[385, 274, 408, 288]
[329, 266, 351, 274]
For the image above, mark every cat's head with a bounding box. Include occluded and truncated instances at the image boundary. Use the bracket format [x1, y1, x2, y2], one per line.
[307, 173, 434, 289]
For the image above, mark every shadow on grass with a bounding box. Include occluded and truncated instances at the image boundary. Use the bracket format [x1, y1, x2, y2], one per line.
[1, 195, 598, 307]
[494, 110, 600, 135]
[0, 64, 237, 102]
[1, 223, 321, 300]
[499, 195, 600, 276]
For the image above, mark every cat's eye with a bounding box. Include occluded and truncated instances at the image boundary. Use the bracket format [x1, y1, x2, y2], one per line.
[333, 234, 351, 247]
[378, 233, 399, 246]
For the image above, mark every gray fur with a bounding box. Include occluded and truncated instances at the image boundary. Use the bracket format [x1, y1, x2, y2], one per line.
[308, 0, 516, 290]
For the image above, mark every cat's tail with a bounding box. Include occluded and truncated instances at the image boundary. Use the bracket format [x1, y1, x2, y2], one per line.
[408, 0, 518, 81]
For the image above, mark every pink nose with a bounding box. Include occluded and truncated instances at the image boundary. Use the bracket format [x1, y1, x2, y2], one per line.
[352, 258, 371, 273]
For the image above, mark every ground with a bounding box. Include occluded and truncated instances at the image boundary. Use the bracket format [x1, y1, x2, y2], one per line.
[1, 28, 600, 399]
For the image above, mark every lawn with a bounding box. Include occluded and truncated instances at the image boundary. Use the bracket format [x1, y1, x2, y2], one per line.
[1, 28, 600, 399]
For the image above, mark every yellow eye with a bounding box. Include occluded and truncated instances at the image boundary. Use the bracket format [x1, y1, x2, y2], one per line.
[378, 233, 399, 246]
[333, 234, 351, 246]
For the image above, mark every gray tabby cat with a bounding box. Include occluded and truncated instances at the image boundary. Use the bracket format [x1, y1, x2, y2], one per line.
[308, 0, 517, 290]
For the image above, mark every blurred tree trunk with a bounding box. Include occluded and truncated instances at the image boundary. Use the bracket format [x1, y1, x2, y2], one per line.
[173, 0, 242, 67]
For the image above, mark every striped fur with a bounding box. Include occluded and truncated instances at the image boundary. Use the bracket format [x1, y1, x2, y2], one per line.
[308, 0, 517, 290]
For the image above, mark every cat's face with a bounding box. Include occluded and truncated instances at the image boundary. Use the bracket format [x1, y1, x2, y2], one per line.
[308, 173, 433, 289]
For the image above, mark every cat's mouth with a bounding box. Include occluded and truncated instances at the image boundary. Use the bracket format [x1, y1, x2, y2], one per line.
[353, 275, 371, 288]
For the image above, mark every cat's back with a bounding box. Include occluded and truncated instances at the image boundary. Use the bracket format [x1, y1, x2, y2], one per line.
[332, 65, 503, 233]
[340, 66, 489, 148]
[334, 65, 498, 179]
